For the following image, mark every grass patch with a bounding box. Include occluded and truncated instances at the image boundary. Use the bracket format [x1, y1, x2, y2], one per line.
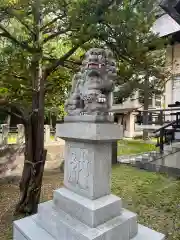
[7, 134, 17, 144]
[112, 165, 180, 239]
[118, 139, 157, 156]
[1, 165, 179, 239]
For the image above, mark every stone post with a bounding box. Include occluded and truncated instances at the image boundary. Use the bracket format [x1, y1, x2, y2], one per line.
[17, 124, 25, 145]
[1, 124, 9, 145]
[44, 125, 50, 144]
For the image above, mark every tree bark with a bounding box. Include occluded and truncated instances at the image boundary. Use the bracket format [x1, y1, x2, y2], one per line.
[16, 0, 47, 215]
[15, 117, 47, 214]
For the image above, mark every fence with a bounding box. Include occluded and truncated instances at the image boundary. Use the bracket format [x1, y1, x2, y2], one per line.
[0, 124, 56, 145]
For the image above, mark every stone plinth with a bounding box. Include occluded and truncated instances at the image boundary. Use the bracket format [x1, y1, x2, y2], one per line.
[17, 124, 25, 145]
[13, 120, 165, 240]
[1, 124, 9, 145]
[44, 125, 51, 143]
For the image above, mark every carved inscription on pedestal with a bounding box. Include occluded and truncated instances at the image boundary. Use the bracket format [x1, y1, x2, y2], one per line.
[78, 149, 90, 190]
[68, 152, 79, 184]
[68, 147, 90, 191]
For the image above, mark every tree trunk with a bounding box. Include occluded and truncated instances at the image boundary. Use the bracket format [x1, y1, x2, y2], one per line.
[143, 75, 149, 140]
[15, 0, 46, 215]
[15, 116, 47, 214]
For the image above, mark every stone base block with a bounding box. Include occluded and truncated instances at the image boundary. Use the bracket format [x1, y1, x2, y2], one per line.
[35, 200, 138, 240]
[56, 122, 123, 142]
[64, 115, 114, 123]
[14, 215, 54, 240]
[132, 225, 165, 240]
[53, 188, 122, 227]
[14, 213, 165, 240]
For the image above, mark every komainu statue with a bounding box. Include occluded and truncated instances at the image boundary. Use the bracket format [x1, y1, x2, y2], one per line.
[65, 48, 117, 116]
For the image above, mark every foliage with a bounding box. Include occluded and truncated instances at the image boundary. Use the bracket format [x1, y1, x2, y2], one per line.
[118, 139, 156, 156]
[0, 0, 169, 111]
[94, 0, 170, 104]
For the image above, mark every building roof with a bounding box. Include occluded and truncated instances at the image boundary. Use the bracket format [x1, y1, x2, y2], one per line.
[154, 0, 165, 18]
[152, 13, 180, 37]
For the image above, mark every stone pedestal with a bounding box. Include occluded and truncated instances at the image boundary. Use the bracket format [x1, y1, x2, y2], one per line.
[44, 125, 51, 143]
[17, 124, 25, 145]
[1, 124, 9, 145]
[13, 119, 165, 240]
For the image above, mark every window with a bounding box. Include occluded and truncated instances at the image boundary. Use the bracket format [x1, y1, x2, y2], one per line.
[173, 76, 180, 88]
[155, 95, 162, 107]
[139, 97, 152, 106]
[155, 101, 161, 107]
[148, 98, 152, 107]
[155, 95, 161, 100]
[114, 98, 123, 104]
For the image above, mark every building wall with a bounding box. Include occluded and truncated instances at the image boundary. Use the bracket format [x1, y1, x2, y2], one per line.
[165, 43, 180, 121]
[113, 43, 180, 137]
[112, 91, 163, 138]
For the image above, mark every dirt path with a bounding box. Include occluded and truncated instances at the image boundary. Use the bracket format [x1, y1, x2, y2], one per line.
[0, 168, 63, 240]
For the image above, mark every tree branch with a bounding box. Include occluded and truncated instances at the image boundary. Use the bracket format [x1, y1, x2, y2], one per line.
[41, 16, 62, 32]
[43, 28, 70, 44]
[10, 74, 28, 81]
[0, 24, 35, 53]
[43, 57, 81, 66]
[0, 107, 24, 120]
[43, 43, 84, 79]
[65, 59, 81, 66]
[5, 8, 34, 35]
[0, 101, 26, 122]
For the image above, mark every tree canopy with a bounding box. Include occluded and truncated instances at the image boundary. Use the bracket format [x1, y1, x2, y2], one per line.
[0, 0, 168, 115]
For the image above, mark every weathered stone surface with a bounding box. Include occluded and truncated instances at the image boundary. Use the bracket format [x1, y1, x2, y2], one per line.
[53, 187, 122, 227]
[0, 143, 64, 178]
[56, 122, 123, 142]
[65, 48, 116, 116]
[64, 141, 112, 199]
[36, 201, 138, 240]
[14, 215, 54, 240]
[1, 124, 9, 145]
[64, 115, 114, 123]
[17, 124, 25, 145]
[44, 125, 51, 143]
[132, 225, 165, 240]
[14, 204, 164, 240]
[14, 215, 165, 240]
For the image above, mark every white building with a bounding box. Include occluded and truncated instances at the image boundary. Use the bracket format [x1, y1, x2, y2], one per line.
[111, 91, 163, 138]
[111, 10, 180, 138]
[152, 12, 180, 121]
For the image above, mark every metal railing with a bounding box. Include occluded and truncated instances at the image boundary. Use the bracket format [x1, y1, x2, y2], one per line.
[135, 105, 180, 153]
